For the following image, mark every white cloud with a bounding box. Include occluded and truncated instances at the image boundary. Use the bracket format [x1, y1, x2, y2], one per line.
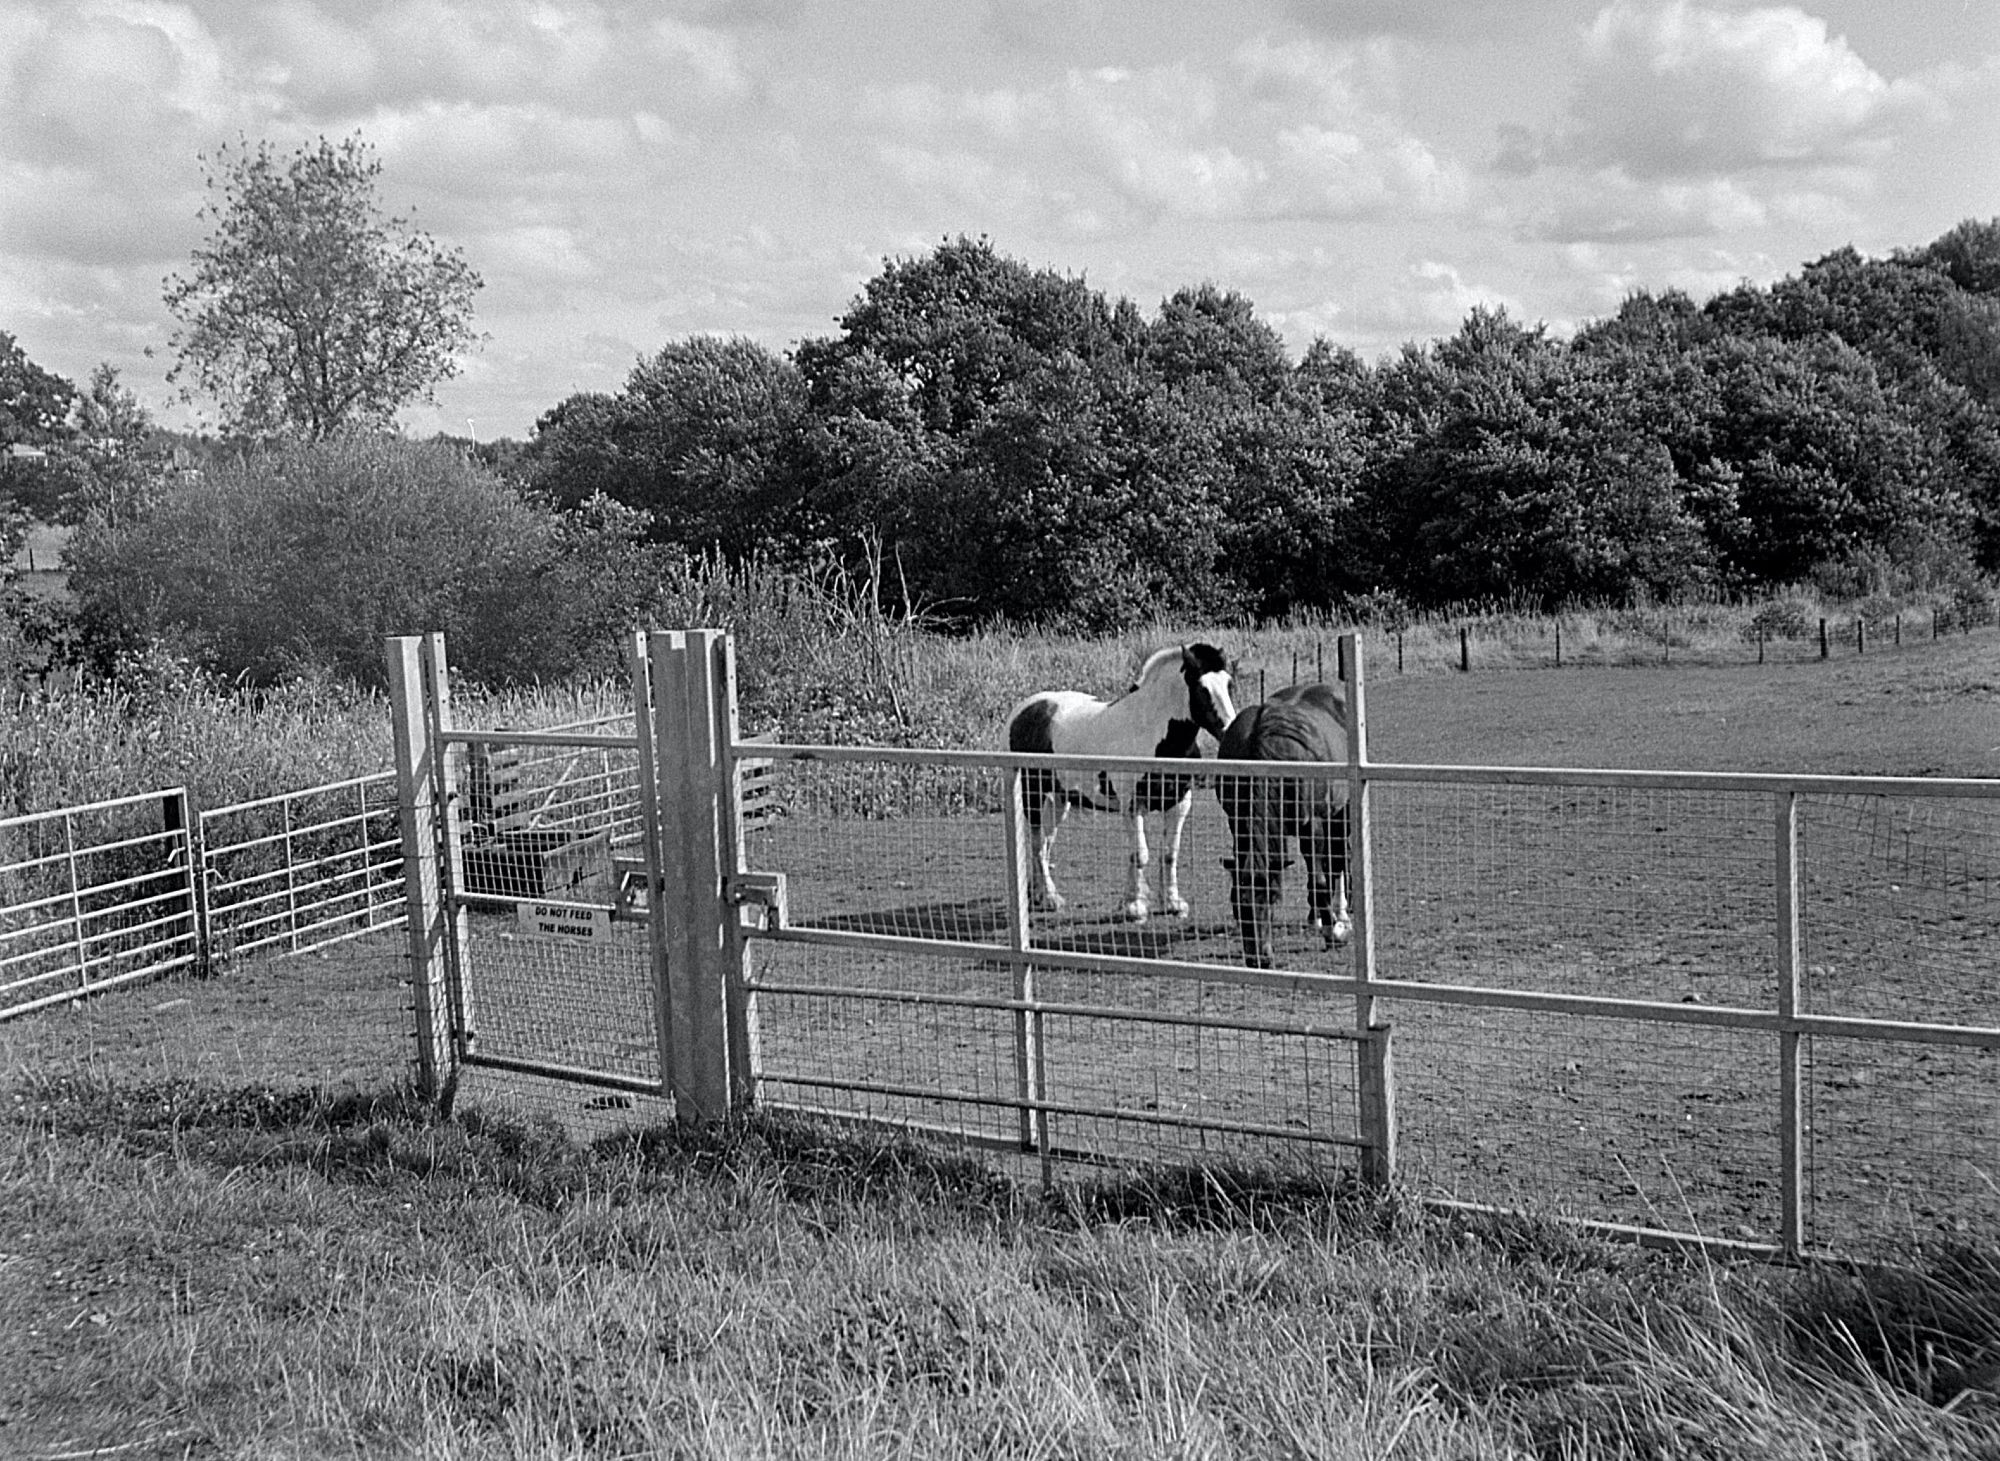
[1565, 1, 1937, 178]
[853, 36, 1465, 228]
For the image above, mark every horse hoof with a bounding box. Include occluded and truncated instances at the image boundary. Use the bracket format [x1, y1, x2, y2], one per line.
[1121, 904, 1150, 924]
[1032, 893, 1066, 914]
[1163, 898, 1191, 919]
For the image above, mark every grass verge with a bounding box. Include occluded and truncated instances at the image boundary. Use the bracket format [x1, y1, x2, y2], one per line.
[3, 1074, 1996, 1460]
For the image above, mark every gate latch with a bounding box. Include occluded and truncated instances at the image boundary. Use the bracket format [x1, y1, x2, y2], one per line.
[729, 870, 788, 931]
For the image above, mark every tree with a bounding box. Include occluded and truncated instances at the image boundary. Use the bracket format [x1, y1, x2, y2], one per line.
[527, 338, 813, 561]
[163, 135, 483, 439]
[63, 436, 677, 687]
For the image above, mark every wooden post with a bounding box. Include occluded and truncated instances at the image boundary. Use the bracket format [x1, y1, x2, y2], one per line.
[160, 789, 206, 977]
[649, 629, 735, 1125]
[1459, 625, 1469, 673]
[1775, 789, 1805, 1258]
[1396, 631, 1404, 675]
[1358, 1024, 1397, 1190]
[1856, 618, 1865, 655]
[1555, 620, 1562, 667]
[1819, 618, 1829, 659]
[387, 635, 457, 1105]
[1758, 625, 1766, 665]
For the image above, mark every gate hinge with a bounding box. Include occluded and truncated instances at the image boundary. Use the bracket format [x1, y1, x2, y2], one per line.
[728, 870, 788, 931]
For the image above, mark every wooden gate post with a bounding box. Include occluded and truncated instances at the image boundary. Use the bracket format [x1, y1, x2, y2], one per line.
[648, 629, 736, 1126]
[1358, 1024, 1398, 1190]
[388, 635, 459, 1104]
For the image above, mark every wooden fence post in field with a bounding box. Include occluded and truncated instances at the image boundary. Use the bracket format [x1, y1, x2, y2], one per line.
[1396, 631, 1404, 674]
[648, 629, 736, 1126]
[1819, 619, 1829, 659]
[1857, 618, 1865, 655]
[1459, 625, 1469, 672]
[1758, 625, 1766, 665]
[1358, 1024, 1397, 1190]
[1555, 620, 1562, 667]
[159, 789, 205, 977]
[387, 634, 459, 1106]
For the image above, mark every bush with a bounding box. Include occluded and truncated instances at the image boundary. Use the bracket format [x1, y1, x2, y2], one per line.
[1743, 596, 1818, 642]
[64, 437, 678, 689]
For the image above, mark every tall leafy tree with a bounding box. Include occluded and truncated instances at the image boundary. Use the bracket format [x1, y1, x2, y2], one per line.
[528, 337, 812, 561]
[163, 135, 483, 439]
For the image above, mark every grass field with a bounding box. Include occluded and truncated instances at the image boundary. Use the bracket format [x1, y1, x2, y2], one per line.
[3, 626, 1998, 1457]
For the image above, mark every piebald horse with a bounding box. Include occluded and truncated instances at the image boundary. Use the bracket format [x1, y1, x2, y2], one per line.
[1215, 682, 1353, 969]
[1006, 644, 1236, 921]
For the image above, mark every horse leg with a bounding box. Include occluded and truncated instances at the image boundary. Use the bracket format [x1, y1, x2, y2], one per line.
[1157, 791, 1192, 918]
[1121, 808, 1152, 922]
[1027, 791, 1068, 913]
[1324, 801, 1353, 944]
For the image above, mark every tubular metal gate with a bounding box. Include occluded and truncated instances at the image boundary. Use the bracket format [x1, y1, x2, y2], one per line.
[0, 791, 200, 1019]
[389, 629, 2000, 1257]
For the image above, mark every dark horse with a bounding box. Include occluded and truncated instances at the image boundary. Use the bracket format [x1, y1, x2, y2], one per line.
[1215, 682, 1352, 969]
[1006, 643, 1236, 921]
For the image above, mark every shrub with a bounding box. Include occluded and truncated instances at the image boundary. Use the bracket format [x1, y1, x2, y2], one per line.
[1743, 596, 1818, 642]
[64, 437, 679, 689]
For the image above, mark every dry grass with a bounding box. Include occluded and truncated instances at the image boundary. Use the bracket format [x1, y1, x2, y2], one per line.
[2, 1084, 1996, 1459]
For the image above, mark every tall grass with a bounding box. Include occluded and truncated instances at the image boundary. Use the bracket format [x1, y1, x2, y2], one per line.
[3, 1086, 1995, 1459]
[0, 572, 1988, 819]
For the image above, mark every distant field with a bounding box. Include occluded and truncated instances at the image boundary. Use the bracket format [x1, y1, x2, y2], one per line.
[1330, 629, 1996, 779]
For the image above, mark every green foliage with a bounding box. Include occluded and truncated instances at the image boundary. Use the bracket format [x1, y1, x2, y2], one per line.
[62, 436, 676, 689]
[526, 337, 813, 561]
[163, 134, 483, 440]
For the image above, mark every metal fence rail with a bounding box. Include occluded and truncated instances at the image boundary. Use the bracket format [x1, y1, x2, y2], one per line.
[199, 772, 407, 962]
[720, 731, 2000, 1255]
[0, 790, 198, 1020]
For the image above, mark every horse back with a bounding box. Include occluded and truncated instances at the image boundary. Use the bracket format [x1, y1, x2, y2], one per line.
[1219, 683, 1345, 765]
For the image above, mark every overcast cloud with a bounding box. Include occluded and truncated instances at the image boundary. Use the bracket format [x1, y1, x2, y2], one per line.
[1, 0, 1993, 438]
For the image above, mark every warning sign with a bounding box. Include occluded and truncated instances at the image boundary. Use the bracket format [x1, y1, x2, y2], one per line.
[516, 901, 613, 941]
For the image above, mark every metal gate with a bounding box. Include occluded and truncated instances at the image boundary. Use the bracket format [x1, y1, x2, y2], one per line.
[386, 629, 1394, 1181]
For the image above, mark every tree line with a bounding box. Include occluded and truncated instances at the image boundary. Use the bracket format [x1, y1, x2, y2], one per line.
[521, 226, 2000, 630]
[2, 129, 1997, 685]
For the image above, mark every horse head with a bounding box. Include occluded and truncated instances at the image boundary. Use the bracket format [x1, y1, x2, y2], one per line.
[1179, 643, 1236, 741]
[1216, 768, 1287, 969]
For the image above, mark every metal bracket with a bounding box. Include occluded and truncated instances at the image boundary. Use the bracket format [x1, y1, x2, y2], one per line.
[728, 870, 788, 931]
[611, 855, 653, 922]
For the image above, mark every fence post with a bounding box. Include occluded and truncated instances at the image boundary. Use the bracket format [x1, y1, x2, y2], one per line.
[712, 633, 761, 1111]
[649, 629, 735, 1126]
[1555, 620, 1562, 668]
[1819, 619, 1829, 659]
[1003, 767, 1048, 1168]
[1459, 625, 1470, 672]
[1342, 631, 1393, 1185]
[160, 789, 207, 977]
[1775, 789, 1805, 1258]
[387, 635, 458, 1105]
[1358, 1024, 1397, 1190]
[1857, 619, 1865, 655]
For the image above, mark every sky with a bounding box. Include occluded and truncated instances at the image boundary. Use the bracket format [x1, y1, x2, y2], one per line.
[2, 0, 1996, 442]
